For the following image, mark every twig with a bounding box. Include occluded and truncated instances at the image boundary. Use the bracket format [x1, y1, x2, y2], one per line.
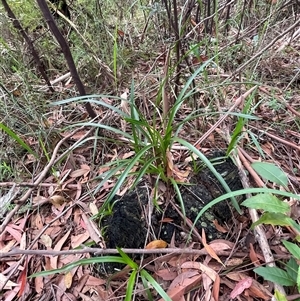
[0, 182, 79, 188]
[0, 246, 291, 259]
[1, 247, 249, 258]
[238, 148, 265, 187]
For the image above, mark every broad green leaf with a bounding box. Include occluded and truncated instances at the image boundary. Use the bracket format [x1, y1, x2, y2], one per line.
[241, 194, 290, 214]
[286, 258, 299, 282]
[274, 290, 288, 301]
[254, 267, 295, 286]
[252, 212, 296, 229]
[282, 241, 300, 260]
[183, 188, 300, 235]
[251, 162, 288, 187]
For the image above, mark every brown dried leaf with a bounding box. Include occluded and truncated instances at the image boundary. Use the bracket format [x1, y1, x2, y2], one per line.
[85, 276, 106, 286]
[34, 213, 44, 230]
[71, 232, 90, 248]
[226, 258, 244, 266]
[198, 263, 217, 281]
[212, 274, 221, 301]
[70, 165, 90, 178]
[64, 272, 73, 289]
[202, 229, 224, 266]
[5, 225, 22, 242]
[40, 234, 52, 248]
[122, 151, 135, 159]
[208, 240, 233, 252]
[51, 230, 71, 269]
[17, 259, 28, 297]
[249, 243, 260, 266]
[158, 271, 201, 301]
[50, 195, 67, 207]
[145, 239, 168, 249]
[155, 269, 178, 281]
[230, 277, 253, 299]
[213, 220, 228, 233]
[166, 150, 174, 178]
[248, 278, 273, 300]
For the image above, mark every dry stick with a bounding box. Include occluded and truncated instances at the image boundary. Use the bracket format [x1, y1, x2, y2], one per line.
[229, 19, 300, 79]
[193, 85, 257, 147]
[1, 247, 291, 259]
[238, 148, 265, 187]
[36, 0, 97, 119]
[237, 148, 287, 297]
[1, 248, 290, 260]
[0, 182, 79, 188]
[1, 247, 249, 258]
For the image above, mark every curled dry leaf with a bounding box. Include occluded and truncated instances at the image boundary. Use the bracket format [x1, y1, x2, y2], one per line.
[89, 202, 98, 215]
[145, 239, 168, 249]
[166, 150, 189, 181]
[202, 229, 224, 266]
[40, 234, 52, 248]
[70, 164, 90, 178]
[249, 243, 260, 266]
[50, 195, 67, 207]
[213, 219, 228, 233]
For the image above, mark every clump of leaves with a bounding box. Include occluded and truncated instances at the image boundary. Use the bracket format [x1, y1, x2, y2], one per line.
[241, 162, 300, 299]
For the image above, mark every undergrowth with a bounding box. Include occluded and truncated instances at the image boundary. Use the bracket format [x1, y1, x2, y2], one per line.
[0, 0, 299, 300]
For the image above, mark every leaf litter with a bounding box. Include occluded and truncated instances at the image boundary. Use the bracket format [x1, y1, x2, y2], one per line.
[0, 6, 300, 301]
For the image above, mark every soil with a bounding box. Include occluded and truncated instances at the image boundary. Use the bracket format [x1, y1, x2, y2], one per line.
[102, 151, 243, 250]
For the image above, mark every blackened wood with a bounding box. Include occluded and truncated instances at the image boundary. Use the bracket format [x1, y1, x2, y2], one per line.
[1, 0, 54, 92]
[36, 0, 97, 118]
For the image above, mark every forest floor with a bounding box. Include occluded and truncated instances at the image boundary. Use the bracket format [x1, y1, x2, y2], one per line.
[0, 1, 300, 301]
